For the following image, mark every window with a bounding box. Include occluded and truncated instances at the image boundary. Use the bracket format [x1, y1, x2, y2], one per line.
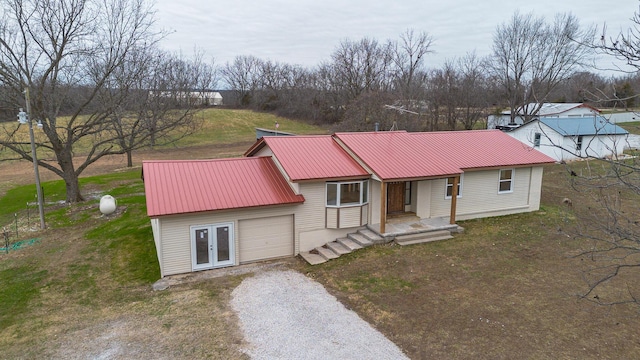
[498, 169, 514, 193]
[340, 182, 361, 205]
[576, 135, 583, 151]
[445, 176, 463, 199]
[405, 182, 412, 205]
[326, 180, 369, 207]
[533, 133, 541, 147]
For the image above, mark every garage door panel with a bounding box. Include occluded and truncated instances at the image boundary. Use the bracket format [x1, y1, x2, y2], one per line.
[239, 215, 293, 263]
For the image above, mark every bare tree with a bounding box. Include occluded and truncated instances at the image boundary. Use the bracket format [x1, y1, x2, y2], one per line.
[489, 11, 594, 124]
[221, 55, 262, 106]
[389, 29, 433, 105]
[424, 53, 490, 131]
[331, 37, 393, 102]
[0, 0, 160, 202]
[457, 52, 491, 130]
[110, 49, 216, 167]
[560, 5, 640, 306]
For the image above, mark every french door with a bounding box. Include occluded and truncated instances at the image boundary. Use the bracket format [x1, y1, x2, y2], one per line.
[191, 223, 234, 270]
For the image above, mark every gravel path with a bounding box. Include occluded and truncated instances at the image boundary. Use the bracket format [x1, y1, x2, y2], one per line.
[231, 270, 409, 360]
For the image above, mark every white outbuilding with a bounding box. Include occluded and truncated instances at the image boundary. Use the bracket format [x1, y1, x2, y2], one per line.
[506, 116, 629, 162]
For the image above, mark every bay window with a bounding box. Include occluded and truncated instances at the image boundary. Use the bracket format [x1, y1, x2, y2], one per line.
[326, 180, 369, 207]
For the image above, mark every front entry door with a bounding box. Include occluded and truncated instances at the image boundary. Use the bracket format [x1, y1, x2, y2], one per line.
[387, 182, 405, 214]
[191, 223, 234, 270]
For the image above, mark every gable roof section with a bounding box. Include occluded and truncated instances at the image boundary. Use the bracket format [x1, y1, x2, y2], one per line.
[245, 135, 369, 181]
[335, 130, 555, 180]
[143, 157, 304, 217]
[411, 130, 557, 170]
[334, 131, 462, 180]
[537, 117, 629, 136]
[502, 103, 600, 116]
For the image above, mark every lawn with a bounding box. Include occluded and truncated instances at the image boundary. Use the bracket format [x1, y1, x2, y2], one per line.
[1, 110, 639, 358]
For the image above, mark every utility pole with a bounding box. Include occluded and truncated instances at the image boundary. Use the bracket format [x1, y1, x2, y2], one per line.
[20, 88, 46, 229]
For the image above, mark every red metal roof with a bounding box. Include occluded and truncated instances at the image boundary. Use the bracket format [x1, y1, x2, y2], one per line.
[142, 157, 304, 217]
[246, 135, 369, 181]
[335, 130, 555, 181]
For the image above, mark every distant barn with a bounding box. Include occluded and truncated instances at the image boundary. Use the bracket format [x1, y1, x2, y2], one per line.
[255, 128, 295, 139]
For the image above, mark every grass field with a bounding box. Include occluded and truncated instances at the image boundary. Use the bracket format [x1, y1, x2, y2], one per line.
[1, 109, 639, 358]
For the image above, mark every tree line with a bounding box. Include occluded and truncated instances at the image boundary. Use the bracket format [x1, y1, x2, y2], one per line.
[220, 12, 638, 132]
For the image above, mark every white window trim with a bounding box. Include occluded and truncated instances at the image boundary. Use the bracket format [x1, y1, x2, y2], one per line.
[533, 132, 541, 147]
[444, 175, 463, 199]
[498, 168, 514, 194]
[326, 180, 369, 208]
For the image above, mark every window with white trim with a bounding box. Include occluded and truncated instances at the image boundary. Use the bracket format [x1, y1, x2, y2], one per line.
[498, 169, 514, 193]
[326, 180, 369, 207]
[533, 133, 541, 147]
[576, 135, 583, 151]
[445, 176, 463, 199]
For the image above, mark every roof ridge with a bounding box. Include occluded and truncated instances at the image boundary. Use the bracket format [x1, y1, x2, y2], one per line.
[142, 157, 262, 164]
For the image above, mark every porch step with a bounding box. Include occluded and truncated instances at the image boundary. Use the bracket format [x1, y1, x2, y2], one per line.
[326, 241, 352, 255]
[299, 251, 327, 265]
[348, 233, 372, 247]
[357, 228, 384, 243]
[394, 230, 453, 246]
[338, 237, 364, 250]
[315, 246, 340, 260]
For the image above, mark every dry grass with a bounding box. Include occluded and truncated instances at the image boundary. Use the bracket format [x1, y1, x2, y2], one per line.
[296, 163, 640, 359]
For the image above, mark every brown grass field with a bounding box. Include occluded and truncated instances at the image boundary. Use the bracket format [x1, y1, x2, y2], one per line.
[1, 110, 639, 359]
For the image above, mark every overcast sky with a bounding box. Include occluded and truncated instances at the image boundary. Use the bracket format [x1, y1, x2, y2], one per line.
[153, 0, 639, 74]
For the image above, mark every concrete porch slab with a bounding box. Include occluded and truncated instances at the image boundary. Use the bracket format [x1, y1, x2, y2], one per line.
[368, 216, 460, 238]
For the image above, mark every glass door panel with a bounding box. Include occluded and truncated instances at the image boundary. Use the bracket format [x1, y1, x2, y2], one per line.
[216, 226, 230, 262]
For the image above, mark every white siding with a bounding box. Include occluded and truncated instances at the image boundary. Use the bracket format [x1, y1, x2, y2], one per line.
[296, 182, 366, 251]
[509, 122, 628, 162]
[427, 167, 541, 220]
[157, 205, 299, 277]
[340, 206, 362, 228]
[416, 180, 432, 218]
[369, 180, 382, 225]
[326, 207, 338, 228]
[361, 204, 369, 225]
[150, 218, 163, 277]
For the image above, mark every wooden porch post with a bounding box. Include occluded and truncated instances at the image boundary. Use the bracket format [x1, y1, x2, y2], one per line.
[449, 175, 459, 225]
[380, 181, 387, 233]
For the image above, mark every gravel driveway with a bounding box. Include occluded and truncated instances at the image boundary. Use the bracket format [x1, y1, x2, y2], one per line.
[231, 270, 409, 360]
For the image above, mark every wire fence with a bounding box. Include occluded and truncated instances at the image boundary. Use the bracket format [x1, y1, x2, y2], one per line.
[1, 201, 43, 254]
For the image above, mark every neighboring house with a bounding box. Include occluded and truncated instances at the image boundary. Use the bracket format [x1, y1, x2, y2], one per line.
[488, 103, 601, 129]
[143, 130, 555, 277]
[506, 116, 629, 162]
[210, 91, 223, 106]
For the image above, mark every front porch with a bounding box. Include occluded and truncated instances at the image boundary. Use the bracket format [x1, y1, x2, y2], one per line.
[299, 215, 463, 265]
[367, 214, 464, 242]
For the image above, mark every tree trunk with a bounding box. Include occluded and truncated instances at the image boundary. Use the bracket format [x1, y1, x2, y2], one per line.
[58, 149, 84, 203]
[126, 150, 133, 167]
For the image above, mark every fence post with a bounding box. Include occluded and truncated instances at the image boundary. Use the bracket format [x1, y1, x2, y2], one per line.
[14, 213, 18, 238]
[3, 227, 8, 254]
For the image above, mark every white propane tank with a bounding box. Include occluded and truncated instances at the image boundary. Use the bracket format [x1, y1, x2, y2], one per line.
[99, 195, 117, 215]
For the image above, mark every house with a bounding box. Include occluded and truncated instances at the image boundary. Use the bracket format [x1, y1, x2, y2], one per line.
[506, 116, 629, 162]
[488, 103, 600, 129]
[143, 130, 555, 277]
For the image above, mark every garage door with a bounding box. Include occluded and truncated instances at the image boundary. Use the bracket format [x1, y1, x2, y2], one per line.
[238, 215, 294, 263]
